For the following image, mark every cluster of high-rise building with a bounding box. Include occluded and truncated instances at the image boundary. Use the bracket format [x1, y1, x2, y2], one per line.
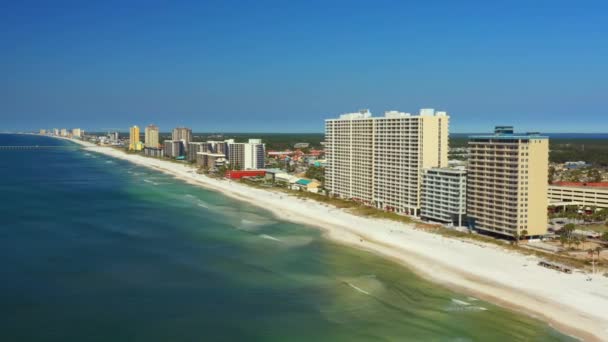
[126, 124, 265, 170]
[39, 128, 83, 139]
[325, 109, 549, 238]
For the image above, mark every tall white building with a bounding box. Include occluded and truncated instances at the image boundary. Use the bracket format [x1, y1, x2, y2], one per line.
[325, 109, 449, 215]
[227, 139, 265, 170]
[421, 167, 467, 226]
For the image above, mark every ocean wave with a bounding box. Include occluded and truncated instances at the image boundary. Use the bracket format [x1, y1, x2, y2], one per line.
[259, 234, 281, 242]
[347, 282, 371, 295]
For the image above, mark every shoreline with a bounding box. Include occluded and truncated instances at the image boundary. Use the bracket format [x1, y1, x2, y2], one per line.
[67, 138, 608, 341]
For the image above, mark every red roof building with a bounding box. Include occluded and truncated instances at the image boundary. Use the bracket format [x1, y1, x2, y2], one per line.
[225, 170, 266, 179]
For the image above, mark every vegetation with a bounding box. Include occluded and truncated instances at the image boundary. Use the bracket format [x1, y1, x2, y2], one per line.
[305, 165, 325, 183]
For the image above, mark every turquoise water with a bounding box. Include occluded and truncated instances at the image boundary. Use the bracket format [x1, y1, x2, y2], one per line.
[0, 134, 573, 341]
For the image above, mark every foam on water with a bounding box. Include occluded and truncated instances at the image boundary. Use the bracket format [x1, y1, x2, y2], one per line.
[259, 234, 281, 242]
[143, 179, 159, 186]
[347, 282, 371, 295]
[452, 299, 471, 306]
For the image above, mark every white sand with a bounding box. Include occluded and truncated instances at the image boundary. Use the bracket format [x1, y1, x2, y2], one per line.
[70, 139, 608, 341]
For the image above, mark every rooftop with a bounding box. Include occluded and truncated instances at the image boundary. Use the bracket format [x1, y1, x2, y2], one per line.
[328, 108, 448, 120]
[469, 126, 548, 140]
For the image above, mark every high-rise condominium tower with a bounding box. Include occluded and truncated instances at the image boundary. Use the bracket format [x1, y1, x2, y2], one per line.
[145, 125, 160, 148]
[226, 139, 265, 170]
[467, 126, 548, 238]
[172, 127, 192, 145]
[325, 108, 449, 215]
[129, 125, 142, 151]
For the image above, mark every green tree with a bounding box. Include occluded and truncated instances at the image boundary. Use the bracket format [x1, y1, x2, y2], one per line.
[595, 246, 603, 261]
[548, 166, 556, 183]
[520, 229, 529, 242]
[587, 168, 602, 183]
[561, 223, 575, 239]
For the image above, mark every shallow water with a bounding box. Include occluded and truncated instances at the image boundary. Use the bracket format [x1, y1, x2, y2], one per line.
[0, 134, 574, 341]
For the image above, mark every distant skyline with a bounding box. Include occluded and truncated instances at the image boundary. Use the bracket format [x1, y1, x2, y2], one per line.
[1, 1, 607, 133]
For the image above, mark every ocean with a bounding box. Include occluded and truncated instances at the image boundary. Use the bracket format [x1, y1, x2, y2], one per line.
[0, 134, 573, 341]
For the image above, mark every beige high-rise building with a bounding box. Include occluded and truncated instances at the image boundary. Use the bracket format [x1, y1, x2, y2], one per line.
[172, 127, 192, 145]
[72, 128, 82, 138]
[129, 125, 143, 151]
[145, 124, 160, 148]
[467, 126, 549, 238]
[325, 108, 449, 215]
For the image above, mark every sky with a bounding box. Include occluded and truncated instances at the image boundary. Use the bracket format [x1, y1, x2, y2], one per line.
[1, 0, 607, 133]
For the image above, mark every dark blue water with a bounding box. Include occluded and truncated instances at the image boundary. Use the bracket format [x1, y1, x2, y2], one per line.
[0, 134, 573, 341]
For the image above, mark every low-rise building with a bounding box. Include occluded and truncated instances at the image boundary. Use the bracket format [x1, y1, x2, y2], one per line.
[421, 167, 467, 226]
[196, 152, 227, 170]
[548, 182, 608, 209]
[144, 147, 164, 158]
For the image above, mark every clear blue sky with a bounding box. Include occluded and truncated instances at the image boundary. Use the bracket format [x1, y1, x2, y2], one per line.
[1, 0, 606, 133]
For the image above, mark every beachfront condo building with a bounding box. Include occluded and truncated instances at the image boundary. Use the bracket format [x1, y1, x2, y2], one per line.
[60, 129, 68, 137]
[129, 125, 143, 151]
[467, 126, 549, 238]
[164, 140, 185, 158]
[172, 127, 192, 149]
[39, 129, 46, 135]
[72, 128, 82, 138]
[187, 142, 206, 162]
[197, 152, 228, 170]
[325, 108, 449, 215]
[145, 125, 160, 148]
[421, 167, 467, 226]
[226, 139, 265, 170]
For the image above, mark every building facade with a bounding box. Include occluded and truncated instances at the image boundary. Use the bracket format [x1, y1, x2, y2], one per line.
[187, 142, 206, 162]
[196, 152, 227, 170]
[172, 127, 192, 147]
[145, 125, 160, 148]
[226, 139, 265, 170]
[72, 128, 82, 138]
[325, 109, 449, 215]
[467, 126, 549, 238]
[548, 182, 608, 209]
[144, 147, 164, 158]
[421, 167, 467, 226]
[163, 140, 184, 158]
[129, 126, 143, 151]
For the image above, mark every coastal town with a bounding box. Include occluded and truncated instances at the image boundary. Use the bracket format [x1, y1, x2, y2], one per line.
[35, 109, 608, 341]
[41, 109, 608, 272]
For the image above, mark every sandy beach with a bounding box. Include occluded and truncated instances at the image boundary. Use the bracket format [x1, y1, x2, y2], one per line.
[68, 139, 608, 341]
